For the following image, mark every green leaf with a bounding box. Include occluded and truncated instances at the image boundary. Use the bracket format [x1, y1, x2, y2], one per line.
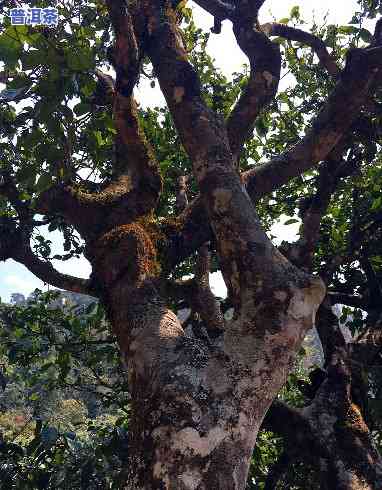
[0, 31, 22, 67]
[338, 25, 359, 35]
[22, 50, 46, 70]
[371, 196, 382, 211]
[14, 327, 24, 339]
[94, 130, 104, 146]
[255, 116, 269, 137]
[81, 79, 97, 97]
[36, 173, 53, 192]
[284, 218, 299, 225]
[290, 6, 300, 19]
[67, 48, 94, 71]
[73, 102, 91, 116]
[359, 28, 372, 43]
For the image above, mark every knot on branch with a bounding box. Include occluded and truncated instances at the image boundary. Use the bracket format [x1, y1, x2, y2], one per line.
[91, 223, 160, 287]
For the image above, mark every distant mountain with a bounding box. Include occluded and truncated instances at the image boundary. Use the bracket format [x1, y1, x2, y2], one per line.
[9, 290, 96, 313]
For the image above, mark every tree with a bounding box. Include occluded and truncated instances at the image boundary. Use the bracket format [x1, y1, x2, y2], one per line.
[0, 291, 131, 489]
[1, 0, 382, 488]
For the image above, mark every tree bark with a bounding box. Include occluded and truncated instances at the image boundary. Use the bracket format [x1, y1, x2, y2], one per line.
[83, 218, 325, 488]
[2, 1, 382, 488]
[262, 302, 382, 490]
[304, 355, 382, 490]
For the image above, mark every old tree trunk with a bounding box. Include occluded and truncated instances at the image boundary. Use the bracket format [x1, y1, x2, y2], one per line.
[1, 0, 382, 488]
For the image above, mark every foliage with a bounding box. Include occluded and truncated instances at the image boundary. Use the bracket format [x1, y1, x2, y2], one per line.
[0, 0, 382, 487]
[0, 291, 130, 489]
[0, 416, 129, 489]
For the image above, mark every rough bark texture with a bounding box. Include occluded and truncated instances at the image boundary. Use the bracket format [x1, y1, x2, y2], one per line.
[1, 1, 382, 489]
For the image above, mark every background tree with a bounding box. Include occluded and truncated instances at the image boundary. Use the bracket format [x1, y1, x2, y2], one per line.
[0, 290, 131, 489]
[1, 0, 382, 488]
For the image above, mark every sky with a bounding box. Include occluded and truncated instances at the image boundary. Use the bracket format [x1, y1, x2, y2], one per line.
[0, 0, 367, 302]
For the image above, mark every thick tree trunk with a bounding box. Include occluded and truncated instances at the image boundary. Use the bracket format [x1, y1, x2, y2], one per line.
[76, 3, 328, 484]
[87, 222, 325, 489]
[1, 0, 381, 488]
[115, 297, 323, 489]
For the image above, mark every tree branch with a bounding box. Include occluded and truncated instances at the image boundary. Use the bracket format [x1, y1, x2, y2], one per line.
[264, 355, 382, 487]
[292, 162, 341, 270]
[141, 3, 278, 308]
[0, 219, 93, 296]
[13, 245, 93, 296]
[0, 170, 29, 220]
[262, 400, 330, 463]
[192, 0, 235, 21]
[139, 10, 326, 391]
[243, 47, 382, 201]
[194, 243, 224, 332]
[316, 296, 347, 368]
[175, 175, 189, 215]
[261, 23, 340, 76]
[352, 309, 382, 367]
[305, 348, 382, 485]
[35, 171, 163, 241]
[0, 217, 20, 262]
[104, 0, 162, 204]
[289, 139, 359, 271]
[360, 256, 382, 305]
[227, 21, 281, 165]
[164, 46, 382, 272]
[172, 176, 223, 330]
[161, 196, 212, 273]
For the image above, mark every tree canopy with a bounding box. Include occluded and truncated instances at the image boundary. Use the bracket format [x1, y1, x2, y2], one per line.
[1, 0, 382, 488]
